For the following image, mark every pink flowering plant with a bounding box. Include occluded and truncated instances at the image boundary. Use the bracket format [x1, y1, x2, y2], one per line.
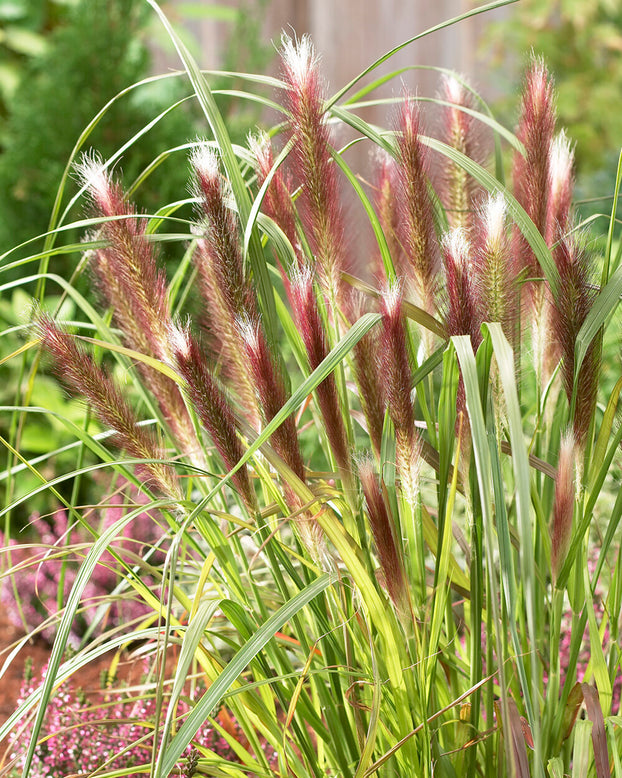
[6, 662, 277, 776]
[2, 0, 622, 775]
[1, 487, 169, 646]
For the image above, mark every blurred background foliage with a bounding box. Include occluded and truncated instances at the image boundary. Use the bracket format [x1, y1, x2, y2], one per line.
[0, 0, 272, 525]
[0, 0, 272, 258]
[0, 0, 182, 256]
[0, 0, 70, 138]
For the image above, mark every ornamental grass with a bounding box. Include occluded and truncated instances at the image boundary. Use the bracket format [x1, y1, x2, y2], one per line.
[2, 1, 622, 776]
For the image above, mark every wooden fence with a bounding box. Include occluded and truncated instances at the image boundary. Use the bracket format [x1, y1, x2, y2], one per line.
[159, 0, 512, 102]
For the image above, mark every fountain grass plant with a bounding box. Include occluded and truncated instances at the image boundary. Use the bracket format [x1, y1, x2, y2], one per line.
[2, 0, 622, 775]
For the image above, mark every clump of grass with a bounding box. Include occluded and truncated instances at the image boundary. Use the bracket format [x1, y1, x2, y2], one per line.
[2, 1, 622, 776]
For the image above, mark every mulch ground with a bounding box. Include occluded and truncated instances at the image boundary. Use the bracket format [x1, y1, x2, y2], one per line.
[1, 607, 52, 730]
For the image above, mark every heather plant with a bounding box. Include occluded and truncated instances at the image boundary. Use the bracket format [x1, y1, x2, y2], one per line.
[2, 1, 622, 776]
[5, 663, 277, 776]
[0, 484, 170, 645]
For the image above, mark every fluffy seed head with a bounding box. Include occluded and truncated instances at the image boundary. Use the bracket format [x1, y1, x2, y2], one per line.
[372, 148, 404, 279]
[551, 233, 600, 448]
[249, 131, 300, 270]
[191, 142, 236, 218]
[473, 193, 519, 346]
[546, 129, 575, 245]
[237, 314, 261, 353]
[526, 58, 553, 112]
[551, 430, 576, 583]
[37, 314, 181, 498]
[168, 321, 192, 361]
[513, 56, 556, 289]
[289, 264, 327, 370]
[248, 130, 272, 174]
[443, 227, 470, 271]
[239, 314, 306, 482]
[394, 93, 439, 314]
[483, 192, 507, 249]
[380, 282, 421, 501]
[442, 73, 466, 105]
[75, 152, 118, 217]
[289, 265, 352, 475]
[280, 31, 349, 305]
[438, 73, 487, 235]
[170, 322, 256, 508]
[190, 143, 220, 184]
[358, 456, 408, 612]
[442, 228, 481, 349]
[280, 33, 318, 91]
[549, 130, 574, 198]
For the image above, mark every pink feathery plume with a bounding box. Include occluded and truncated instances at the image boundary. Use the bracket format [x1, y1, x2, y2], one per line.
[359, 456, 409, 614]
[512, 57, 556, 299]
[437, 73, 487, 236]
[190, 144, 261, 428]
[280, 33, 350, 308]
[551, 431, 576, 583]
[169, 323, 256, 509]
[550, 234, 601, 449]
[372, 148, 406, 281]
[442, 228, 481, 349]
[249, 130, 300, 274]
[472, 193, 519, 348]
[289, 265, 351, 477]
[545, 130, 575, 247]
[76, 154, 198, 460]
[37, 314, 181, 499]
[238, 315, 306, 484]
[379, 283, 421, 503]
[394, 92, 440, 317]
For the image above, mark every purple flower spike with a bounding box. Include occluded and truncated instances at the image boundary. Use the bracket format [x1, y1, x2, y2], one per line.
[238, 315, 305, 483]
[290, 265, 351, 477]
[438, 74, 487, 236]
[359, 456, 409, 613]
[76, 153, 198, 462]
[169, 323, 256, 509]
[37, 314, 181, 499]
[380, 283, 421, 503]
[394, 92, 440, 317]
[551, 431, 576, 583]
[280, 33, 350, 308]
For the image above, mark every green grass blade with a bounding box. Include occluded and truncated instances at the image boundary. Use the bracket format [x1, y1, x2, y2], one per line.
[154, 573, 334, 777]
[330, 149, 396, 283]
[548, 755, 564, 778]
[427, 348, 460, 697]
[603, 148, 622, 285]
[485, 323, 541, 768]
[607, 720, 622, 778]
[571, 718, 592, 778]
[154, 597, 224, 775]
[574, 260, 622, 379]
